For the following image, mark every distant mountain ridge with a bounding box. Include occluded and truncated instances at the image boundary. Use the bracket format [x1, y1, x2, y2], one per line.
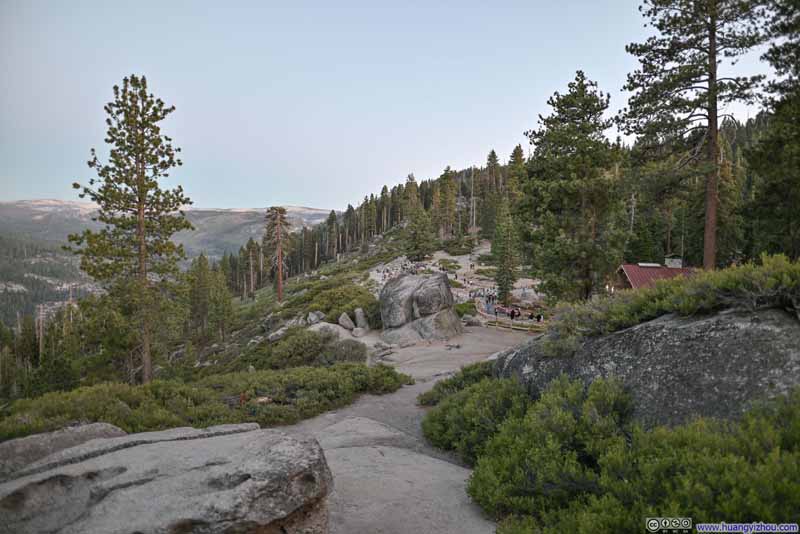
[0, 199, 333, 258]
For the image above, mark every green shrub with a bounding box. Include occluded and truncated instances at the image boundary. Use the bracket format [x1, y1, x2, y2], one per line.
[496, 516, 539, 534]
[442, 239, 474, 256]
[475, 267, 497, 278]
[437, 258, 461, 272]
[244, 328, 368, 371]
[268, 328, 337, 368]
[0, 381, 232, 440]
[322, 338, 369, 365]
[422, 378, 530, 465]
[454, 301, 477, 318]
[542, 254, 800, 358]
[465, 377, 800, 530]
[283, 278, 382, 329]
[467, 376, 632, 518]
[417, 360, 493, 406]
[448, 278, 464, 289]
[0, 363, 412, 441]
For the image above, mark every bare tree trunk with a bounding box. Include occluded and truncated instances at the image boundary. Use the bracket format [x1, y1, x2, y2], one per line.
[703, 0, 719, 270]
[137, 158, 152, 384]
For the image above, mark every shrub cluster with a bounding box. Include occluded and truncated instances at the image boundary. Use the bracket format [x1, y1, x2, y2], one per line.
[417, 360, 493, 406]
[454, 301, 477, 317]
[422, 377, 529, 465]
[468, 376, 632, 518]
[493, 388, 800, 532]
[543, 254, 800, 357]
[283, 276, 382, 328]
[437, 258, 461, 272]
[245, 327, 367, 370]
[0, 363, 412, 441]
[421, 372, 800, 531]
[442, 238, 474, 257]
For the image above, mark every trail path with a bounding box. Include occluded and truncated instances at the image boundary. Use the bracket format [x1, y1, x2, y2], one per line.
[279, 326, 529, 534]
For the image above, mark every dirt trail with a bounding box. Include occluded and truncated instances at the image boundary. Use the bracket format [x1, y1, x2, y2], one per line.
[280, 326, 529, 534]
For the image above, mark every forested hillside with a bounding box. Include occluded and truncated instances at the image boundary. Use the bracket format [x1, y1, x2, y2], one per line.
[0, 234, 96, 325]
[1, 0, 798, 436]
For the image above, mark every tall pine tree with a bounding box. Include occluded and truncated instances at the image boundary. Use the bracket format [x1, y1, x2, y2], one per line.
[621, 0, 765, 269]
[264, 206, 291, 301]
[68, 75, 191, 383]
[525, 71, 627, 301]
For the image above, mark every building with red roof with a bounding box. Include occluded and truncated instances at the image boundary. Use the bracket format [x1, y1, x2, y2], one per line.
[615, 261, 696, 290]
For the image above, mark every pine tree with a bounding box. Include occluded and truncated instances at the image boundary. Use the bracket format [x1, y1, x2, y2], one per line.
[265, 206, 291, 301]
[621, 0, 765, 269]
[208, 267, 234, 341]
[68, 74, 191, 383]
[763, 0, 800, 97]
[744, 0, 800, 259]
[440, 167, 457, 240]
[406, 207, 435, 261]
[507, 144, 526, 212]
[403, 174, 421, 218]
[431, 182, 443, 238]
[188, 253, 211, 337]
[493, 200, 518, 305]
[525, 71, 627, 301]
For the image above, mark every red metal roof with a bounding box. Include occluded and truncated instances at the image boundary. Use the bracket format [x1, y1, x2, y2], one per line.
[618, 263, 696, 289]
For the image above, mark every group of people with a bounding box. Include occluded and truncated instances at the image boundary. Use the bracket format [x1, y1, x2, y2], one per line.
[470, 287, 497, 301]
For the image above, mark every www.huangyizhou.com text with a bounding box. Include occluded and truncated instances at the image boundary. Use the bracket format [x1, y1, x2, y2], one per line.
[695, 522, 799, 533]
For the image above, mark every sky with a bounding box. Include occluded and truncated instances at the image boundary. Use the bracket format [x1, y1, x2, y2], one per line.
[0, 0, 770, 210]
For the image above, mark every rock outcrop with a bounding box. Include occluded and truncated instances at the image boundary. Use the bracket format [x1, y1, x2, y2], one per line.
[338, 312, 355, 331]
[269, 325, 289, 343]
[379, 273, 463, 345]
[0, 424, 333, 534]
[494, 308, 800, 427]
[354, 308, 369, 330]
[0, 423, 126, 481]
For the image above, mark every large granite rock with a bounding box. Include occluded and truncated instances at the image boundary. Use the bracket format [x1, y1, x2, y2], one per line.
[354, 308, 369, 330]
[0, 424, 333, 534]
[494, 308, 800, 427]
[338, 312, 355, 331]
[307, 311, 326, 325]
[0, 423, 126, 481]
[379, 274, 462, 344]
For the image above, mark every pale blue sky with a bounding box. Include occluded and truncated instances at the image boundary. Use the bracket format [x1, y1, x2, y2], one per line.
[0, 1, 768, 209]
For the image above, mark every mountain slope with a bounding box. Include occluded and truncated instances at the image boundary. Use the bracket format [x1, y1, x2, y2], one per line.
[0, 200, 333, 258]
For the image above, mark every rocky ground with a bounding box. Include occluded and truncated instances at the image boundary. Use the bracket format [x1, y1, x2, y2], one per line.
[279, 326, 530, 534]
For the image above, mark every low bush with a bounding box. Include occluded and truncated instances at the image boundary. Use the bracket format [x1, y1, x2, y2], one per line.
[542, 254, 800, 358]
[464, 377, 800, 530]
[268, 328, 338, 368]
[417, 360, 493, 406]
[475, 267, 497, 278]
[437, 258, 461, 272]
[422, 377, 529, 465]
[442, 239, 474, 257]
[468, 376, 632, 518]
[0, 363, 412, 441]
[283, 278, 382, 329]
[454, 301, 477, 318]
[244, 328, 368, 371]
[448, 278, 464, 289]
